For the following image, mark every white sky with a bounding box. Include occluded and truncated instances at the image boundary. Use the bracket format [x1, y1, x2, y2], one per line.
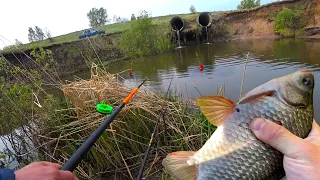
[0, 0, 275, 49]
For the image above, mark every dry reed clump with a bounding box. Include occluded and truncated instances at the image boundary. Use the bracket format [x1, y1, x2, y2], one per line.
[62, 65, 165, 119]
[34, 65, 212, 179]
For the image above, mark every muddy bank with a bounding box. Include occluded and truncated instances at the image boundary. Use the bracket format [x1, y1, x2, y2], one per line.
[168, 0, 320, 43]
[1, 33, 123, 77]
[207, 0, 320, 41]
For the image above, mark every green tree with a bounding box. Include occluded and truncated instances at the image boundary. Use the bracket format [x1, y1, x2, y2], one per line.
[237, 0, 260, 10]
[35, 26, 45, 41]
[14, 39, 23, 46]
[44, 27, 53, 42]
[137, 10, 150, 19]
[113, 15, 129, 23]
[28, 27, 36, 42]
[190, 5, 196, 14]
[28, 26, 46, 42]
[87, 7, 110, 27]
[131, 14, 136, 21]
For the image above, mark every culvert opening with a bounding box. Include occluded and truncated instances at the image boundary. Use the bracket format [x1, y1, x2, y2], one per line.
[197, 12, 212, 27]
[170, 16, 184, 31]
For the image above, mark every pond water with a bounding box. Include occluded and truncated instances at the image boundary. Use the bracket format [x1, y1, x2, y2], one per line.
[66, 38, 320, 122]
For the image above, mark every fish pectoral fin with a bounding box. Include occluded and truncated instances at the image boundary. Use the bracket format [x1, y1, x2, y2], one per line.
[162, 151, 197, 180]
[196, 96, 236, 126]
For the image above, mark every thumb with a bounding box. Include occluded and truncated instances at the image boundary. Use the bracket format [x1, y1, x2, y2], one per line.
[250, 118, 307, 158]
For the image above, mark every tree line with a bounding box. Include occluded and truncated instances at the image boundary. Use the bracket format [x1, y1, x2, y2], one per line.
[86, 7, 137, 27]
[28, 26, 52, 42]
[24, 7, 135, 44]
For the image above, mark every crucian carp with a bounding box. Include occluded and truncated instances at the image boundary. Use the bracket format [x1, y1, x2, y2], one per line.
[163, 69, 314, 180]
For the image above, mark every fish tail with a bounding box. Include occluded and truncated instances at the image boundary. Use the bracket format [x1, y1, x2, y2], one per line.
[162, 151, 197, 180]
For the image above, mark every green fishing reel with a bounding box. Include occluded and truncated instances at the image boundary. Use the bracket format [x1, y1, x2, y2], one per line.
[96, 103, 113, 114]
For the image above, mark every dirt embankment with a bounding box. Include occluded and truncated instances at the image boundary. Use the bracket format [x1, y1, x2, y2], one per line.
[209, 0, 320, 41]
[1, 33, 123, 77]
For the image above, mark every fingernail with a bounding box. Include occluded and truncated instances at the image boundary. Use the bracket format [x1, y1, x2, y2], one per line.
[251, 118, 266, 131]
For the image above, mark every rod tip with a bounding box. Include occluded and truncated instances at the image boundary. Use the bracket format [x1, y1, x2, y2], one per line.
[138, 78, 148, 88]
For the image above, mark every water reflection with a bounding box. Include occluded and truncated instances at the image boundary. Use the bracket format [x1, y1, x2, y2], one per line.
[66, 39, 320, 121]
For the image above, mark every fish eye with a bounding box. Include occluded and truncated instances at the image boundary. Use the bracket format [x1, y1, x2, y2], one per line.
[302, 77, 313, 87]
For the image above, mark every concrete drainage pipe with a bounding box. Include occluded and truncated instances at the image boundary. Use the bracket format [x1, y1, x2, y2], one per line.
[197, 12, 212, 27]
[170, 16, 184, 31]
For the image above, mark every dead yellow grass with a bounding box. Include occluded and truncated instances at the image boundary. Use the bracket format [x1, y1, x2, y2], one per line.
[30, 63, 212, 179]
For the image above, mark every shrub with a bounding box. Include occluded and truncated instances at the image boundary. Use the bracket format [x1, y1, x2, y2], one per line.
[275, 8, 306, 37]
[0, 44, 57, 136]
[0, 45, 61, 168]
[210, 20, 232, 40]
[237, 0, 260, 10]
[119, 10, 173, 58]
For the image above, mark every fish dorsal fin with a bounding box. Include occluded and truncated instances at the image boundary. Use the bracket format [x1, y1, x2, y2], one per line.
[196, 96, 236, 126]
[238, 90, 275, 105]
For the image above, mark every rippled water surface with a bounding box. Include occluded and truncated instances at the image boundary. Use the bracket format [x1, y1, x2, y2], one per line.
[71, 39, 320, 121]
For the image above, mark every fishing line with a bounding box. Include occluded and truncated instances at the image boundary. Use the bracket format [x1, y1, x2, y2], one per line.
[239, 52, 249, 101]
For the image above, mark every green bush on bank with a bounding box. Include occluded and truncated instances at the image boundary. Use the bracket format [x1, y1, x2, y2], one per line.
[0, 45, 60, 167]
[275, 8, 306, 37]
[119, 11, 173, 58]
[0, 77, 33, 135]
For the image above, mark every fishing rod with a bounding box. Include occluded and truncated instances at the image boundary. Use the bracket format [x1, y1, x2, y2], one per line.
[61, 78, 148, 172]
[136, 120, 159, 180]
[136, 76, 174, 180]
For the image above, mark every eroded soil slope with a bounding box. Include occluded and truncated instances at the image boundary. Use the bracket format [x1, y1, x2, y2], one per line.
[210, 0, 320, 40]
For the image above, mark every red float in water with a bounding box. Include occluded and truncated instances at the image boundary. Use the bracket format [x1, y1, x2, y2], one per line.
[130, 71, 133, 77]
[199, 64, 204, 70]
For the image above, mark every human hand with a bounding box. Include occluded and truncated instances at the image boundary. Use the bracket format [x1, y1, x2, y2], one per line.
[15, 162, 78, 180]
[250, 118, 320, 180]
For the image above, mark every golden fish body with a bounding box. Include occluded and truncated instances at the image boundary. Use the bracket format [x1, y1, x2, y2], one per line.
[163, 70, 314, 180]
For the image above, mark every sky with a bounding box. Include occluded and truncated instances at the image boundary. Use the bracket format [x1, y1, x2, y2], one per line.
[0, 0, 276, 49]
